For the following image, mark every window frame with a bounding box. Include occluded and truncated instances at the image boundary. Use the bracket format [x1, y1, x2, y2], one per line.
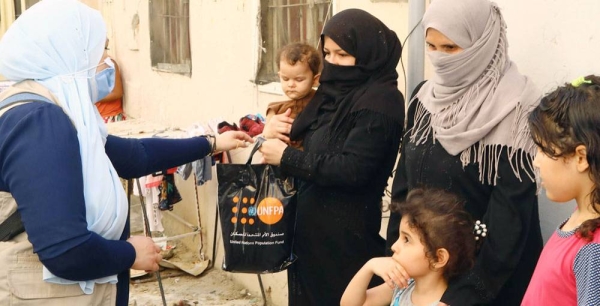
[149, 0, 192, 76]
[255, 0, 331, 85]
[13, 0, 38, 19]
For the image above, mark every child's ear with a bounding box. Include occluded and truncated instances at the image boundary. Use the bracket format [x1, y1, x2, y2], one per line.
[434, 248, 450, 270]
[575, 145, 589, 172]
[312, 73, 321, 87]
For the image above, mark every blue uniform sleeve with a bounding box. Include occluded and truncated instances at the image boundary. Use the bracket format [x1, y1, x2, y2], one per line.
[104, 134, 211, 179]
[42, 232, 135, 280]
[573, 242, 600, 306]
[0, 103, 135, 280]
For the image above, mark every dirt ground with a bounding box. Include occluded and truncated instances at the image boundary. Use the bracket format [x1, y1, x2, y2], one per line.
[127, 240, 263, 306]
[128, 268, 263, 306]
[128, 199, 264, 306]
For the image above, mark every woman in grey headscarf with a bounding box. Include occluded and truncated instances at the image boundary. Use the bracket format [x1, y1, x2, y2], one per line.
[386, 0, 543, 305]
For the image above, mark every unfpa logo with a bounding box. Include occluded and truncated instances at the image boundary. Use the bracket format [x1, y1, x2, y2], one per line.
[231, 196, 284, 225]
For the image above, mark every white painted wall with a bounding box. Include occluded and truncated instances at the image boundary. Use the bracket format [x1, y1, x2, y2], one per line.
[79, 0, 600, 304]
[493, 0, 600, 241]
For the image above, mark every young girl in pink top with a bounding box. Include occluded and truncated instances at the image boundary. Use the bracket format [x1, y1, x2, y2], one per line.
[522, 75, 600, 305]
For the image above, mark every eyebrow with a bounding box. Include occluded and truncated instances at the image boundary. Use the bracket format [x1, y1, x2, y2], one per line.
[323, 47, 345, 52]
[400, 230, 412, 238]
[426, 41, 458, 48]
[441, 43, 458, 48]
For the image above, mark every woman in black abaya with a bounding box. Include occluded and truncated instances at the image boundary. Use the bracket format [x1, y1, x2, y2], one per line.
[259, 9, 405, 306]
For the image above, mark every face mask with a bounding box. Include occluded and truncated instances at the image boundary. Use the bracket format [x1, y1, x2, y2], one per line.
[426, 50, 453, 71]
[89, 57, 116, 103]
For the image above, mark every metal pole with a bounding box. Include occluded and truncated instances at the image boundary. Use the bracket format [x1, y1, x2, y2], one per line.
[406, 0, 426, 98]
[136, 179, 167, 306]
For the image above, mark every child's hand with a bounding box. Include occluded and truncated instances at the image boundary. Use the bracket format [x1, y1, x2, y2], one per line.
[263, 108, 294, 142]
[367, 257, 410, 289]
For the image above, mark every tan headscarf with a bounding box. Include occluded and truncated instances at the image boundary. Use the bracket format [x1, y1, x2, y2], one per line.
[410, 0, 540, 185]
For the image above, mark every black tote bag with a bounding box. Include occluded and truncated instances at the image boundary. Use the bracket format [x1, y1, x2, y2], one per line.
[216, 140, 296, 273]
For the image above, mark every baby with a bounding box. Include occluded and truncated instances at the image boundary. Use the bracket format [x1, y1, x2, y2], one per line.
[263, 42, 321, 149]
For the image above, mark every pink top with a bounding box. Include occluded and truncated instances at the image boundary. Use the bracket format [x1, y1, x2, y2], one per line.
[521, 221, 600, 305]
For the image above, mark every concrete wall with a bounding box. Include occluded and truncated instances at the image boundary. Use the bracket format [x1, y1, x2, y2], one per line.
[495, 0, 600, 242]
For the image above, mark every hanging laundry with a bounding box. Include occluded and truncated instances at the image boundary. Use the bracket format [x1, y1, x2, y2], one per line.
[239, 114, 264, 137]
[145, 174, 162, 188]
[217, 121, 239, 134]
[133, 177, 164, 233]
[176, 162, 193, 180]
[255, 113, 266, 123]
[203, 156, 213, 181]
[193, 156, 214, 186]
[158, 173, 182, 211]
[193, 159, 205, 186]
[217, 115, 265, 137]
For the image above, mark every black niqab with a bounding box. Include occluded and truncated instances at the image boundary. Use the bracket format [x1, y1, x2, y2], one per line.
[290, 8, 404, 140]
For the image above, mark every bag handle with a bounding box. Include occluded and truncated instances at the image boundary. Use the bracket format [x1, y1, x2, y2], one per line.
[245, 136, 266, 164]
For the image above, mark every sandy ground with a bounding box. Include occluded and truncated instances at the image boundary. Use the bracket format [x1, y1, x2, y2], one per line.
[128, 268, 263, 306]
[127, 238, 263, 306]
[127, 197, 264, 306]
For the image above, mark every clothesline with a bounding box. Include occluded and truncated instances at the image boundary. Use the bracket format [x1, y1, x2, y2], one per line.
[109, 117, 217, 278]
[106, 117, 222, 139]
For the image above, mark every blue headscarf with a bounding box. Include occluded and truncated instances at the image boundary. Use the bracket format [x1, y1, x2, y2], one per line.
[0, 0, 128, 293]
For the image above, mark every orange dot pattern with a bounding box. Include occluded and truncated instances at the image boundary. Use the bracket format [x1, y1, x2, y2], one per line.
[231, 196, 255, 225]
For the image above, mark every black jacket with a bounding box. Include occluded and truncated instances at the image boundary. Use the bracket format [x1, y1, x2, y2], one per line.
[282, 109, 403, 306]
[387, 85, 543, 305]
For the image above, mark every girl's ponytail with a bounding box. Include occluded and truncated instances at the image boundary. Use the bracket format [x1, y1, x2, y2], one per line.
[573, 75, 600, 240]
[578, 217, 600, 241]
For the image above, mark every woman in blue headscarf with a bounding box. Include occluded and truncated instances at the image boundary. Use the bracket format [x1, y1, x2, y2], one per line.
[0, 1, 251, 305]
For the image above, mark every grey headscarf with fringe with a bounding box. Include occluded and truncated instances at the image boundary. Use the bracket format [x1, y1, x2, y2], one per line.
[410, 0, 540, 185]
